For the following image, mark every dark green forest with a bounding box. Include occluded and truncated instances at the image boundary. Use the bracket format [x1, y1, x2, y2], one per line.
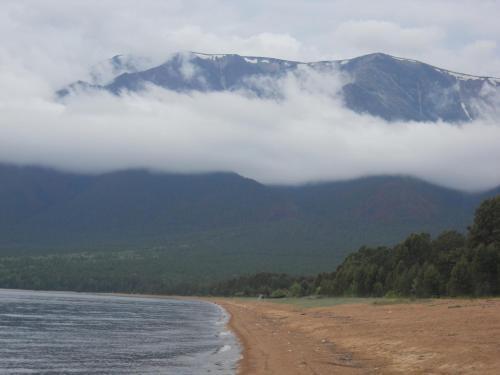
[1, 195, 499, 298]
[214, 196, 500, 298]
[2, 164, 499, 289]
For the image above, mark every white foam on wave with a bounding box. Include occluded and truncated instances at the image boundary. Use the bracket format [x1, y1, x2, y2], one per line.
[218, 344, 232, 353]
[206, 301, 242, 372]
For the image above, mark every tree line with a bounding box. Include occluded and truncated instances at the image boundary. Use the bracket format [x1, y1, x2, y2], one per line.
[0, 196, 499, 298]
[209, 195, 500, 298]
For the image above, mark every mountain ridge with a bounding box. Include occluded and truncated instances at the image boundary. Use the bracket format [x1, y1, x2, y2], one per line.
[190, 51, 500, 81]
[59, 51, 500, 123]
[0, 164, 497, 262]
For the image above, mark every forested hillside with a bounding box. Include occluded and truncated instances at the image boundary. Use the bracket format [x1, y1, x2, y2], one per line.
[213, 196, 500, 298]
[1, 192, 498, 297]
[1, 164, 495, 257]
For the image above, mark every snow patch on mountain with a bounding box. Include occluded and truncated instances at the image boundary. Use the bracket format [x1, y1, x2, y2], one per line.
[244, 57, 259, 64]
[59, 52, 500, 123]
[461, 102, 472, 119]
[193, 52, 227, 60]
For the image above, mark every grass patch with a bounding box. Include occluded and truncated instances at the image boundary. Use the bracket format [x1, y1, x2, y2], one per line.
[263, 296, 433, 308]
[217, 296, 436, 309]
[261, 296, 379, 309]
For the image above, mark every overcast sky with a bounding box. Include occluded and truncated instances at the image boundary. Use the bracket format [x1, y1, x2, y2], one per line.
[1, 0, 500, 191]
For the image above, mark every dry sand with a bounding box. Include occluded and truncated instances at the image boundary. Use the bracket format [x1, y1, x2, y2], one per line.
[213, 298, 500, 374]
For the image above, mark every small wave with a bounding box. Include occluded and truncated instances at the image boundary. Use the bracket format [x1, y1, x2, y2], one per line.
[217, 345, 231, 353]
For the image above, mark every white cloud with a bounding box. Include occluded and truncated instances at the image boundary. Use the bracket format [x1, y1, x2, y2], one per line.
[0, 0, 500, 192]
[3, 0, 500, 80]
[165, 27, 305, 61]
[331, 20, 444, 57]
[1, 67, 500, 191]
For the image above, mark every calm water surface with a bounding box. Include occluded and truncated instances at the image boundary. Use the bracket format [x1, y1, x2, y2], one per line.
[0, 289, 239, 374]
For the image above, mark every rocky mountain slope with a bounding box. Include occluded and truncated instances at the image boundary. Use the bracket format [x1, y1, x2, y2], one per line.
[60, 52, 500, 122]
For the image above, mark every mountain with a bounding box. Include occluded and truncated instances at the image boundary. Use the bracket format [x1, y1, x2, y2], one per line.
[59, 52, 500, 122]
[0, 164, 497, 278]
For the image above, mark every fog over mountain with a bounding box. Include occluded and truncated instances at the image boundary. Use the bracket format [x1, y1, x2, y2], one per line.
[61, 52, 500, 123]
[1, 0, 500, 191]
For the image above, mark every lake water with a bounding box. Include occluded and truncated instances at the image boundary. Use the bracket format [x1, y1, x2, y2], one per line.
[0, 289, 239, 374]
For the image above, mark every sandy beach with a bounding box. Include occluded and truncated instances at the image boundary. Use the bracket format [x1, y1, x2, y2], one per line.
[213, 298, 500, 374]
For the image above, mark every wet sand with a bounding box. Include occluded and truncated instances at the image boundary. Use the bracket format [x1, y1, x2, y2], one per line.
[213, 298, 500, 374]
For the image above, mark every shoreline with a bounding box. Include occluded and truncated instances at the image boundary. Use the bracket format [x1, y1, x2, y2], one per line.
[210, 298, 368, 374]
[106, 293, 246, 372]
[208, 297, 500, 374]
[6, 289, 500, 373]
[212, 300, 249, 374]
[213, 300, 247, 374]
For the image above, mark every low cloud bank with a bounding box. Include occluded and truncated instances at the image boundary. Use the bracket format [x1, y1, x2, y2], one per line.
[1, 64, 500, 192]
